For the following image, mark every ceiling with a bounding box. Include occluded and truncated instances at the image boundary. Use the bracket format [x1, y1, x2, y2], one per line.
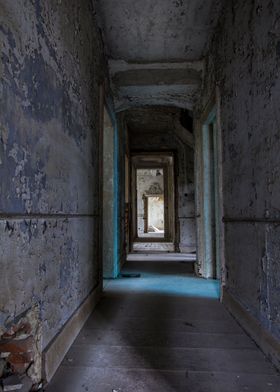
[96, 0, 223, 111]
[125, 107, 194, 147]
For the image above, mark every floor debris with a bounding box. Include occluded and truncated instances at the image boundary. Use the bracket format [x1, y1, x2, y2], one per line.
[2, 375, 23, 391]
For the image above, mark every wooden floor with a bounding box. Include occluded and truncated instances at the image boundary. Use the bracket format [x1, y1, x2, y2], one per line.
[46, 255, 280, 392]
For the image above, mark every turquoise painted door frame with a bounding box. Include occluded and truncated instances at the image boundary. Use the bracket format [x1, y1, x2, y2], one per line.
[102, 106, 120, 278]
[202, 107, 221, 279]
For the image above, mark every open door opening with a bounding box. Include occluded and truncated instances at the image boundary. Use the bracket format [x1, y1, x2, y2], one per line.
[137, 168, 165, 239]
[130, 154, 175, 252]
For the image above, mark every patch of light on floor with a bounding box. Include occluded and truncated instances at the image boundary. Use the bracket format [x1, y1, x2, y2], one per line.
[105, 272, 220, 299]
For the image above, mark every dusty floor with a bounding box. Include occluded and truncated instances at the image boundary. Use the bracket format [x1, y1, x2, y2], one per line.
[46, 255, 280, 392]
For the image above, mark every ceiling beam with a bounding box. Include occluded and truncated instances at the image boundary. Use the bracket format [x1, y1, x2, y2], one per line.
[109, 60, 204, 73]
[109, 60, 204, 112]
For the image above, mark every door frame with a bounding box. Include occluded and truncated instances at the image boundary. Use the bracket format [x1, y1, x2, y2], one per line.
[101, 98, 120, 278]
[195, 89, 225, 285]
[130, 152, 175, 246]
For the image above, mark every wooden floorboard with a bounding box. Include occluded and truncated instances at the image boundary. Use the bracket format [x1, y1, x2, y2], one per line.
[46, 255, 280, 392]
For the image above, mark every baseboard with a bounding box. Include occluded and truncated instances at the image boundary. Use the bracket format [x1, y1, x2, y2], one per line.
[43, 282, 102, 382]
[222, 288, 280, 371]
[179, 243, 196, 253]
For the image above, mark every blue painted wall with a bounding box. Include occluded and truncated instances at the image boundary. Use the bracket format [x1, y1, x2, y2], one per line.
[0, 0, 108, 350]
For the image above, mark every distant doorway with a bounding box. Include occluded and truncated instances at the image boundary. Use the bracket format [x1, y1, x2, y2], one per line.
[137, 168, 165, 239]
[131, 154, 175, 252]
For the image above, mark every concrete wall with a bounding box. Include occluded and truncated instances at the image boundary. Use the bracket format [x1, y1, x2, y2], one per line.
[0, 0, 107, 353]
[197, 0, 280, 342]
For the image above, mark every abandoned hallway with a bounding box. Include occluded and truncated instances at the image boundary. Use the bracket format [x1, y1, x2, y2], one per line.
[1, 0, 280, 391]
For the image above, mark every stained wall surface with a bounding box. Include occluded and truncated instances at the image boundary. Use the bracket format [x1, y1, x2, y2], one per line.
[0, 0, 106, 349]
[199, 0, 280, 341]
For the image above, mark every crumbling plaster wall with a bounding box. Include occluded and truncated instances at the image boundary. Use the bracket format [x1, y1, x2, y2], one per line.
[197, 0, 280, 340]
[130, 127, 196, 252]
[0, 0, 107, 350]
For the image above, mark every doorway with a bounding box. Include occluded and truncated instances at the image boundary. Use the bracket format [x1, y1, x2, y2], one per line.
[130, 154, 175, 252]
[137, 168, 165, 239]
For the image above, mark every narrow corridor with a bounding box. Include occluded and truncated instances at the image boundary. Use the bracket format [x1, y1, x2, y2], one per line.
[1, 2, 280, 390]
[47, 255, 280, 392]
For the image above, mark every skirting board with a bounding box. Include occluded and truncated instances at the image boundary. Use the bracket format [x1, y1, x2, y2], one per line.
[222, 288, 280, 371]
[43, 282, 102, 382]
[179, 243, 196, 253]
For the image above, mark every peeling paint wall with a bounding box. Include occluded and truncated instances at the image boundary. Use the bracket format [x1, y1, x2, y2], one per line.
[198, 0, 280, 341]
[0, 0, 107, 353]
